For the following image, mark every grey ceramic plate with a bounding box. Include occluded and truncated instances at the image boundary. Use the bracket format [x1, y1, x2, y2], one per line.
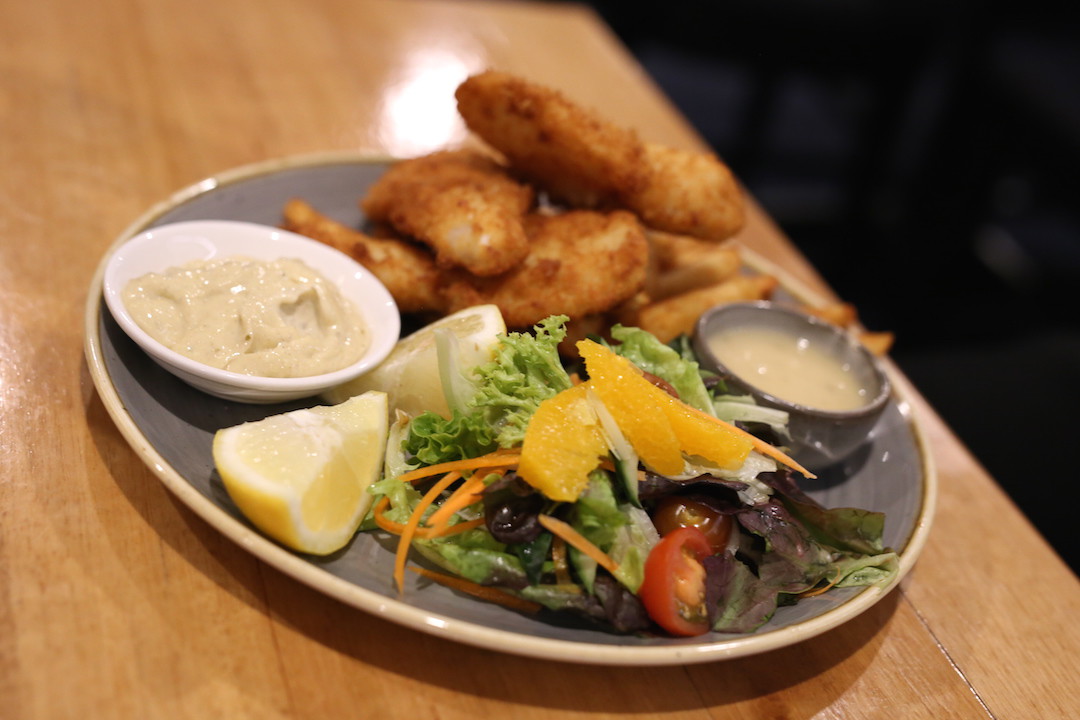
[83, 152, 937, 666]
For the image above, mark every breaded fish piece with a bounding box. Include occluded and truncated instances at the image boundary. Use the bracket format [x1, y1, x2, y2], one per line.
[455, 71, 648, 208]
[457, 71, 746, 241]
[623, 143, 746, 241]
[281, 198, 447, 314]
[442, 210, 649, 328]
[360, 149, 535, 276]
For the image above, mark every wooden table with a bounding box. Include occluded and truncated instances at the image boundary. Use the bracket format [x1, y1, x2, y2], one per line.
[4, 0, 1078, 717]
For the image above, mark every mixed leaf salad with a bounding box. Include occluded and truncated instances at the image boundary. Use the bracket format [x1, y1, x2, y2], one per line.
[366, 316, 898, 637]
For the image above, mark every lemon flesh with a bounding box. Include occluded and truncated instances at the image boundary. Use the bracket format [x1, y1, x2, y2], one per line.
[212, 391, 389, 555]
[322, 304, 505, 418]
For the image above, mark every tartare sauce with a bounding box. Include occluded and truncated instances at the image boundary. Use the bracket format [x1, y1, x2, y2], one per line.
[706, 326, 868, 411]
[123, 256, 369, 377]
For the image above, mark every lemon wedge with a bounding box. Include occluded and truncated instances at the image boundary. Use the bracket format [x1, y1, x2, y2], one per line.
[322, 304, 506, 418]
[212, 391, 389, 555]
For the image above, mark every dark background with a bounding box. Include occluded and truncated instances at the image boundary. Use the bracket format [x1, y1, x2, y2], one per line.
[581, 1, 1079, 572]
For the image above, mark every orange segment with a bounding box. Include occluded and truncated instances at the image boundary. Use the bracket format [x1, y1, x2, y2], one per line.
[578, 340, 753, 472]
[660, 398, 752, 470]
[518, 383, 607, 502]
[576, 340, 684, 475]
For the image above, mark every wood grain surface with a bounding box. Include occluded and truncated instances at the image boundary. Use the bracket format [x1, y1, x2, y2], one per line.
[2, 0, 1078, 718]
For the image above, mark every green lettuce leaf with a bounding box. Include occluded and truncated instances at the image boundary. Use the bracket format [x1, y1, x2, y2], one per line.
[780, 497, 890, 557]
[412, 531, 528, 588]
[567, 471, 624, 593]
[833, 552, 899, 588]
[605, 504, 660, 593]
[568, 472, 658, 593]
[405, 410, 498, 466]
[471, 315, 573, 446]
[405, 316, 572, 464]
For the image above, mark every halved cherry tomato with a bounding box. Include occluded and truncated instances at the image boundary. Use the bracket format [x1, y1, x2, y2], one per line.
[651, 496, 733, 554]
[638, 526, 713, 636]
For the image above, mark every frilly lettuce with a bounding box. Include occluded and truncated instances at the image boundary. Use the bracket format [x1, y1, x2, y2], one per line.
[405, 315, 572, 465]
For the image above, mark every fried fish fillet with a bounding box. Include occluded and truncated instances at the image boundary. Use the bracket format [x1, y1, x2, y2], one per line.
[455, 70, 649, 208]
[456, 71, 746, 241]
[441, 209, 649, 328]
[360, 149, 535, 276]
[281, 198, 447, 314]
[624, 143, 746, 241]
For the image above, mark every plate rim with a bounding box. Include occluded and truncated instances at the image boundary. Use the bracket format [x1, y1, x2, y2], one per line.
[83, 151, 938, 666]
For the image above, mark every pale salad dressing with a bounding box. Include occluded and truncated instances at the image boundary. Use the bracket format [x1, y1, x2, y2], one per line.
[706, 326, 868, 411]
[123, 256, 369, 377]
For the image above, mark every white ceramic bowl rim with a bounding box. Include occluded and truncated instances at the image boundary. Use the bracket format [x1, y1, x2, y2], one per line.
[695, 300, 892, 419]
[102, 219, 400, 394]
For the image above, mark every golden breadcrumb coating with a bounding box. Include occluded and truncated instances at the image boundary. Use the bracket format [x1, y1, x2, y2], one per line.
[456, 71, 745, 241]
[441, 209, 649, 328]
[456, 70, 648, 209]
[281, 198, 447, 314]
[360, 149, 534, 276]
[623, 143, 746, 241]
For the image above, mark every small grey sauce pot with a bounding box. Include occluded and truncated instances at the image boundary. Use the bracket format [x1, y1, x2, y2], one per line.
[693, 301, 892, 471]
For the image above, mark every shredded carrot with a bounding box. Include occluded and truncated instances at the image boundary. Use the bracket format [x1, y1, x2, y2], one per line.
[425, 473, 490, 533]
[396, 452, 521, 485]
[426, 516, 486, 539]
[551, 535, 572, 585]
[373, 494, 432, 536]
[537, 514, 619, 576]
[682, 404, 816, 478]
[372, 496, 402, 534]
[800, 569, 843, 598]
[394, 471, 461, 594]
[408, 566, 543, 614]
[373, 496, 484, 539]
